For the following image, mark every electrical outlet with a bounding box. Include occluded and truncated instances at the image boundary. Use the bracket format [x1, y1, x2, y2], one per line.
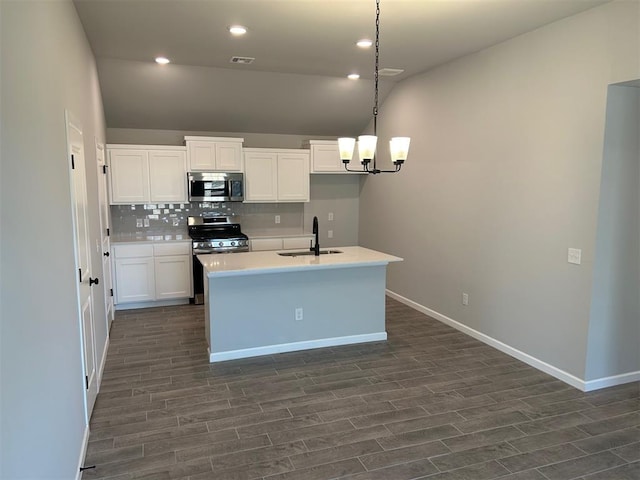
[328, 230, 333, 239]
[328, 212, 334, 221]
[462, 293, 469, 306]
[275, 215, 281, 224]
[295, 308, 303, 321]
[143, 218, 150, 227]
[136, 219, 143, 228]
[568, 248, 582, 265]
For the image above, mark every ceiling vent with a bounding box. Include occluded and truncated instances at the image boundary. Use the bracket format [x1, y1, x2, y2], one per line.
[378, 68, 404, 76]
[230, 56, 255, 64]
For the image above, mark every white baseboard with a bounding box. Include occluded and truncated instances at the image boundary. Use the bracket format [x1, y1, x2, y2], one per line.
[209, 332, 387, 362]
[584, 370, 640, 391]
[75, 425, 90, 480]
[386, 290, 639, 392]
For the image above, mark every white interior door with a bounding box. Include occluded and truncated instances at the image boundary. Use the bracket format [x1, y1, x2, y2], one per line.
[96, 141, 114, 328]
[66, 112, 98, 421]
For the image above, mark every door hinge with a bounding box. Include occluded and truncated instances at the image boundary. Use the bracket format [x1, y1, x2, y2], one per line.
[110, 288, 113, 297]
[102, 164, 108, 174]
[71, 154, 75, 170]
[107, 228, 110, 237]
[85, 375, 89, 390]
[78, 268, 82, 282]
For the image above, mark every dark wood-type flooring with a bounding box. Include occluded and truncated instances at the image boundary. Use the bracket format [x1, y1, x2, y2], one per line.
[85, 298, 639, 480]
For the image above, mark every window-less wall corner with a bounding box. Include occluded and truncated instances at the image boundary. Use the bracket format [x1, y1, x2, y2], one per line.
[586, 84, 640, 383]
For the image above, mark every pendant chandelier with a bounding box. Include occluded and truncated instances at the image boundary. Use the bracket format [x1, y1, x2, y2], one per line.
[339, 0, 410, 174]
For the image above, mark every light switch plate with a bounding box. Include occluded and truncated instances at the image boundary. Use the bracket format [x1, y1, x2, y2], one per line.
[568, 248, 582, 265]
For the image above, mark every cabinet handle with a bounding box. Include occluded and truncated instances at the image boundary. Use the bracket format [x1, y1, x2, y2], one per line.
[89, 277, 100, 286]
[103, 251, 110, 257]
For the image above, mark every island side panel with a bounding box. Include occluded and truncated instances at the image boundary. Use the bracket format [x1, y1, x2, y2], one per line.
[207, 264, 387, 361]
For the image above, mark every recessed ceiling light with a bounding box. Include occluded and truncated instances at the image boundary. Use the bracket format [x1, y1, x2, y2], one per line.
[229, 25, 247, 36]
[155, 56, 170, 64]
[348, 73, 360, 80]
[356, 39, 372, 48]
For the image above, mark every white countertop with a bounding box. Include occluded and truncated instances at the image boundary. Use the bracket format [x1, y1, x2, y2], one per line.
[111, 232, 190, 244]
[198, 246, 402, 278]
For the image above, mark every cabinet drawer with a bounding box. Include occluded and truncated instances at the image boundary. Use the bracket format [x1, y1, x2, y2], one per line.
[282, 237, 313, 249]
[153, 243, 191, 256]
[250, 238, 283, 251]
[114, 244, 154, 258]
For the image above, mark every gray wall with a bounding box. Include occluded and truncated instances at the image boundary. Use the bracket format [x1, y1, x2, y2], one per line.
[359, 1, 639, 381]
[106, 128, 361, 247]
[0, 1, 107, 477]
[586, 85, 640, 381]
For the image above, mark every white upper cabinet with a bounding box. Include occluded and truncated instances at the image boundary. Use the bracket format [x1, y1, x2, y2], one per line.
[148, 150, 187, 202]
[185, 136, 243, 172]
[108, 149, 150, 203]
[244, 150, 278, 202]
[107, 145, 187, 204]
[306, 140, 364, 174]
[277, 152, 310, 201]
[244, 148, 309, 203]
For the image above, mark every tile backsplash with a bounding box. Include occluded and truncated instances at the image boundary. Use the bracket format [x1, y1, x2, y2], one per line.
[110, 202, 305, 235]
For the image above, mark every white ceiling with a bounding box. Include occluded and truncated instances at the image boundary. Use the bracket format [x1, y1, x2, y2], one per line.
[74, 0, 609, 136]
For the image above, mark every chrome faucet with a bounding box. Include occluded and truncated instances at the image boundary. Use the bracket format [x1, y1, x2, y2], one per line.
[311, 216, 320, 256]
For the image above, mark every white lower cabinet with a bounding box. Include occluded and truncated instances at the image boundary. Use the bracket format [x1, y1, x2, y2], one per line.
[155, 255, 191, 299]
[283, 237, 314, 250]
[250, 236, 314, 251]
[115, 256, 155, 303]
[113, 242, 192, 306]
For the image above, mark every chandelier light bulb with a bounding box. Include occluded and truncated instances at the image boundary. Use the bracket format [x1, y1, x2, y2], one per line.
[358, 135, 377, 162]
[338, 138, 356, 163]
[390, 137, 411, 164]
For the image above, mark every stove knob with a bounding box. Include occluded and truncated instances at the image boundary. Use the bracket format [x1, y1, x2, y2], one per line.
[218, 242, 224, 247]
[231, 241, 236, 246]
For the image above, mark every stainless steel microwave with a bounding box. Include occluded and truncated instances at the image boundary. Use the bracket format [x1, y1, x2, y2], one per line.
[187, 172, 244, 202]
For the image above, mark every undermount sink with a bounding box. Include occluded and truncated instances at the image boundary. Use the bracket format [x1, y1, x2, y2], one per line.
[278, 250, 343, 257]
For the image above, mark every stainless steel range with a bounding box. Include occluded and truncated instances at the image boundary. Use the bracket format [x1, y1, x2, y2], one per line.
[188, 215, 249, 304]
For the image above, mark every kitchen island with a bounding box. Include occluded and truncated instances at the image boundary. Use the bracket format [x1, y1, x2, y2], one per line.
[198, 246, 402, 362]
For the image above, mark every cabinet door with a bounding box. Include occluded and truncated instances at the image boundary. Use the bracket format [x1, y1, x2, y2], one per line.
[187, 141, 216, 171]
[244, 152, 278, 202]
[149, 150, 187, 202]
[108, 149, 150, 204]
[114, 257, 155, 303]
[311, 143, 342, 172]
[277, 153, 310, 202]
[154, 255, 192, 299]
[216, 142, 243, 171]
